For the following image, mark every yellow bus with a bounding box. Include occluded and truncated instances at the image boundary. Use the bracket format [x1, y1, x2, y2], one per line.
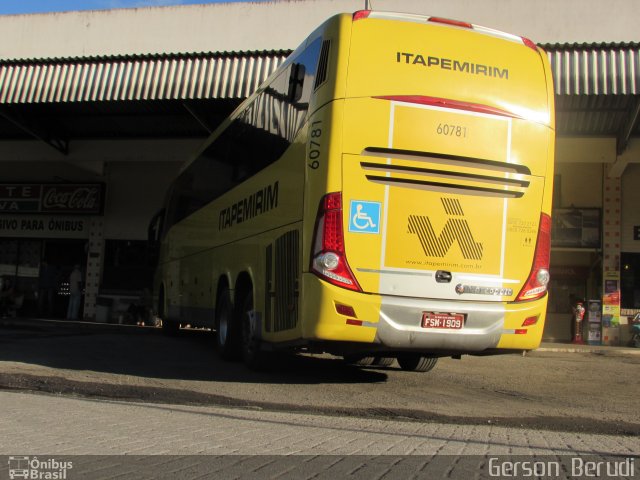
[151, 10, 555, 372]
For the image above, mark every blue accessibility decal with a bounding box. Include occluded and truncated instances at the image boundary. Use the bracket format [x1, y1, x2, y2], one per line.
[349, 200, 381, 234]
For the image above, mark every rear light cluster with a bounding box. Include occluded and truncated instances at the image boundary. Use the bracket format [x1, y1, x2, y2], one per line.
[352, 10, 538, 52]
[516, 213, 551, 301]
[311, 193, 362, 292]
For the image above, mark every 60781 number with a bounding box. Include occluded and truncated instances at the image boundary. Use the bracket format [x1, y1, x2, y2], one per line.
[437, 123, 467, 138]
[308, 120, 322, 169]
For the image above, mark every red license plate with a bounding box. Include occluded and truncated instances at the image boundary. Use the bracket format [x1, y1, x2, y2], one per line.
[421, 312, 465, 330]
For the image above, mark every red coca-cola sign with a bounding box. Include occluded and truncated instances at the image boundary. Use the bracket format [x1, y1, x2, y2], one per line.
[0, 183, 104, 215]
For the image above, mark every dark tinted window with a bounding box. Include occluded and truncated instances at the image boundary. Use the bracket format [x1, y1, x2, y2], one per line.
[164, 37, 324, 231]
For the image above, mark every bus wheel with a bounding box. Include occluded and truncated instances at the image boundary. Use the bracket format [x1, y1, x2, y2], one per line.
[215, 288, 240, 360]
[159, 290, 179, 336]
[374, 356, 394, 367]
[343, 355, 375, 366]
[396, 354, 438, 372]
[239, 291, 268, 370]
[161, 319, 179, 335]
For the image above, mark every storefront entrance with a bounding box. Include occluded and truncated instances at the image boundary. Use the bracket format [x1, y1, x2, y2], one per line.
[0, 238, 86, 318]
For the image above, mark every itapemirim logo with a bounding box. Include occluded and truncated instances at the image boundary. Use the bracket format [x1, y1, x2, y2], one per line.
[8, 456, 73, 480]
[408, 198, 483, 260]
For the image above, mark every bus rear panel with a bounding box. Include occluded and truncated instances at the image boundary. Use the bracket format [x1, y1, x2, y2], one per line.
[302, 11, 555, 356]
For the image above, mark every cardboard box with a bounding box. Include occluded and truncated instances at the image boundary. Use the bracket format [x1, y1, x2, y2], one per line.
[602, 326, 620, 346]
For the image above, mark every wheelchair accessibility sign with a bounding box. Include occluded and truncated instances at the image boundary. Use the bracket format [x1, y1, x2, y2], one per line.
[349, 200, 381, 234]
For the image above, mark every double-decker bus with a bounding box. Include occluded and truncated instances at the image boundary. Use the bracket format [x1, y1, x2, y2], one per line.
[150, 10, 555, 371]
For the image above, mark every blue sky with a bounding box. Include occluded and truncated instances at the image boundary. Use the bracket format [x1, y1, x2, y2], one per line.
[0, 0, 268, 15]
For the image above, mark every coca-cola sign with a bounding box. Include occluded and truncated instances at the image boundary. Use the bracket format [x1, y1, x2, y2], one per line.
[0, 183, 104, 215]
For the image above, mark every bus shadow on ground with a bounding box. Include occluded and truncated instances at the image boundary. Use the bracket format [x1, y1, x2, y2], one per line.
[0, 322, 388, 384]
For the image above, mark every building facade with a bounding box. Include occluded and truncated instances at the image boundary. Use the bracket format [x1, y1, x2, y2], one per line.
[0, 0, 638, 343]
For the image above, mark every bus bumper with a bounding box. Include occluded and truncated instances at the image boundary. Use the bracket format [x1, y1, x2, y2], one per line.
[301, 273, 547, 353]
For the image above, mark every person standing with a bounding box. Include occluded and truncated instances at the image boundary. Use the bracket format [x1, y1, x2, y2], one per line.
[38, 260, 58, 317]
[67, 264, 83, 320]
[0, 276, 16, 317]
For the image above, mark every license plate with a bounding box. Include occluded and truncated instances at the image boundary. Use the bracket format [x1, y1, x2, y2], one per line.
[421, 312, 465, 330]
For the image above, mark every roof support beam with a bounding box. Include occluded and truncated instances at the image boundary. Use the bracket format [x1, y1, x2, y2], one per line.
[616, 96, 640, 155]
[182, 102, 214, 134]
[0, 106, 68, 156]
[609, 137, 640, 178]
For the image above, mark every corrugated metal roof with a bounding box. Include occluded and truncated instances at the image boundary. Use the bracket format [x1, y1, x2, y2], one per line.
[0, 50, 290, 104]
[1, 45, 639, 142]
[555, 95, 637, 136]
[542, 42, 640, 95]
[2, 44, 640, 103]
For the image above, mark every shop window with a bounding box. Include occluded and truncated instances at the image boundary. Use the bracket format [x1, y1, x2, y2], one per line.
[0, 239, 43, 316]
[551, 208, 601, 248]
[553, 174, 561, 207]
[547, 266, 590, 313]
[621, 253, 640, 309]
[102, 240, 153, 292]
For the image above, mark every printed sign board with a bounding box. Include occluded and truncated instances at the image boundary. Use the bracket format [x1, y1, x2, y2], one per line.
[0, 184, 104, 215]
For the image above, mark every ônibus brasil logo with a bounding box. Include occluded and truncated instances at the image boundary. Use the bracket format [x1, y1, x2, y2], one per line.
[8, 456, 73, 480]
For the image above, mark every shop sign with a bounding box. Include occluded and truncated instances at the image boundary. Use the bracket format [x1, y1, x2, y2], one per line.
[602, 272, 621, 327]
[0, 184, 104, 215]
[0, 215, 89, 239]
[549, 265, 589, 279]
[587, 323, 601, 343]
[587, 300, 601, 323]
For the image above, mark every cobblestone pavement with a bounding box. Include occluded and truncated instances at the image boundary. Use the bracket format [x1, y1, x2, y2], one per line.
[0, 390, 636, 457]
[1, 390, 638, 479]
[1, 321, 639, 478]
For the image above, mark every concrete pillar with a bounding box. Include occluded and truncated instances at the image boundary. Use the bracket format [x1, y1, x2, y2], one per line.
[83, 218, 105, 321]
[602, 174, 622, 345]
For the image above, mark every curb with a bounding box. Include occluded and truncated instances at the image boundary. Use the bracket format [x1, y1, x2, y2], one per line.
[0, 317, 152, 334]
[534, 343, 640, 356]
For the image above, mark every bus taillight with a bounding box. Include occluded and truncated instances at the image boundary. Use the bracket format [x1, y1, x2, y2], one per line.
[428, 17, 472, 29]
[374, 95, 524, 119]
[311, 192, 362, 292]
[352, 10, 371, 21]
[516, 213, 551, 301]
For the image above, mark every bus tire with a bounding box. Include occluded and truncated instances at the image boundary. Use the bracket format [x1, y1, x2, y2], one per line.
[343, 355, 375, 366]
[374, 356, 394, 367]
[397, 354, 438, 372]
[240, 291, 269, 370]
[159, 289, 179, 336]
[215, 287, 240, 360]
[161, 319, 179, 335]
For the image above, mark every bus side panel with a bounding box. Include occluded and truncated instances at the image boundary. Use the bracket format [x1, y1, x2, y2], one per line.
[157, 140, 306, 333]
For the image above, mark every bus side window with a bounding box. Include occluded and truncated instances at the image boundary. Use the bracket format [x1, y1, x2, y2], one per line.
[148, 208, 165, 244]
[288, 63, 306, 103]
[163, 186, 180, 236]
[148, 208, 165, 264]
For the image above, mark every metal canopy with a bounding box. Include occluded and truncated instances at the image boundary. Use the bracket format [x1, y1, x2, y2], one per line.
[543, 42, 640, 154]
[0, 45, 638, 155]
[0, 50, 288, 155]
[0, 50, 288, 104]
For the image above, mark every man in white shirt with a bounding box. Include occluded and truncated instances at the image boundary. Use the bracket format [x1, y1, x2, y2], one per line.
[67, 264, 83, 320]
